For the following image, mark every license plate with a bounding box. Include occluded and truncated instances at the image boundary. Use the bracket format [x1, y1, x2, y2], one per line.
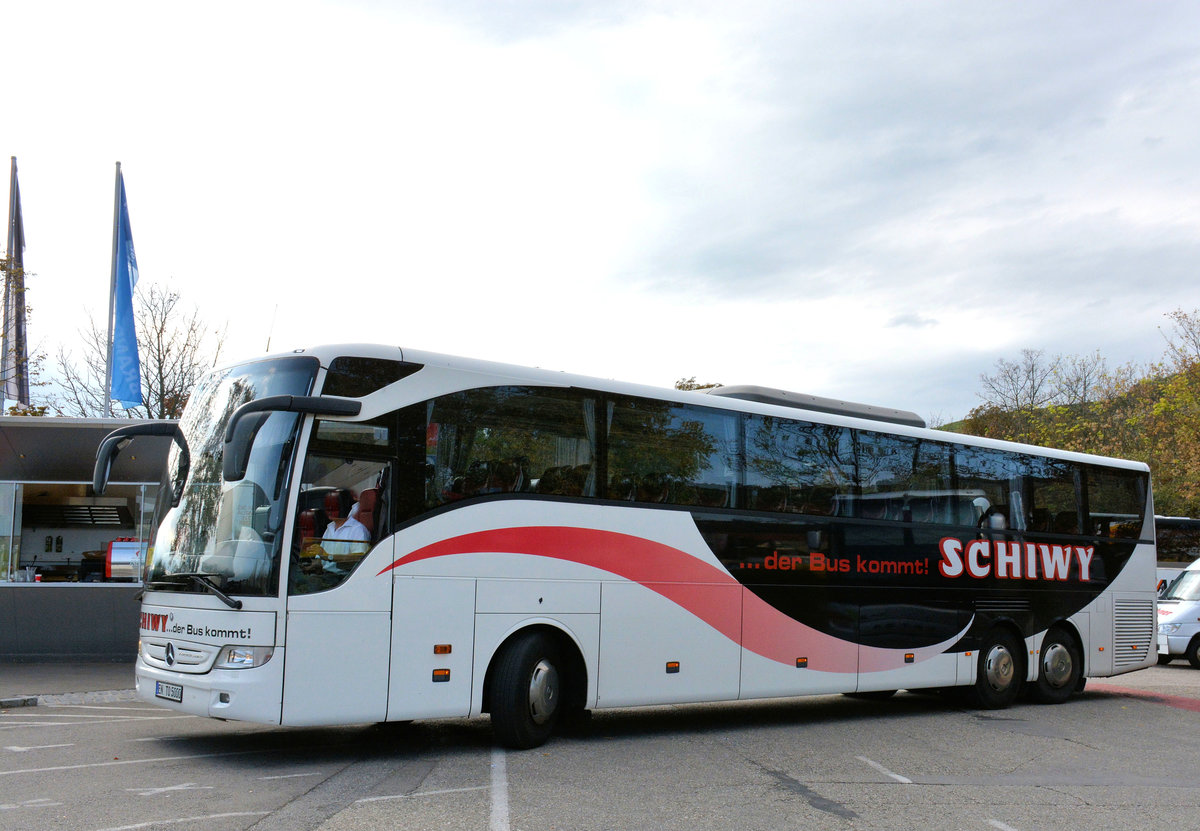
[155, 681, 184, 702]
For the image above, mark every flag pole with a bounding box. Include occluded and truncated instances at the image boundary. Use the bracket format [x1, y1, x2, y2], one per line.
[1, 157, 13, 415]
[104, 161, 121, 417]
[2, 156, 24, 415]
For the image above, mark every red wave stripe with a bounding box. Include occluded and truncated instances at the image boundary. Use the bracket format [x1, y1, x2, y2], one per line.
[379, 525, 954, 673]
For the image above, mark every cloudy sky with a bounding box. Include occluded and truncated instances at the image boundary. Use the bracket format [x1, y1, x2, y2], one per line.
[6, 1, 1200, 423]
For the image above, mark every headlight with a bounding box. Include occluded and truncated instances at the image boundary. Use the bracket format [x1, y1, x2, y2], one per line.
[1159, 623, 1181, 635]
[215, 645, 273, 669]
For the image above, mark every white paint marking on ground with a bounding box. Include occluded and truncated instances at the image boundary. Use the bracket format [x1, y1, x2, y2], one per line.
[0, 797, 64, 810]
[356, 786, 489, 803]
[4, 743, 74, 751]
[257, 772, 324, 781]
[0, 748, 272, 777]
[127, 783, 213, 796]
[4, 711, 177, 719]
[855, 756, 914, 784]
[989, 821, 1021, 831]
[490, 747, 511, 831]
[42, 705, 165, 712]
[0, 714, 198, 730]
[90, 812, 269, 831]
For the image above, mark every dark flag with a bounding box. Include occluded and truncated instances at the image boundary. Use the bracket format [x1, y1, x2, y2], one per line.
[2, 156, 29, 411]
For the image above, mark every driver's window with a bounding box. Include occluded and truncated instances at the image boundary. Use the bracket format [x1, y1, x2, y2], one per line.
[289, 419, 391, 595]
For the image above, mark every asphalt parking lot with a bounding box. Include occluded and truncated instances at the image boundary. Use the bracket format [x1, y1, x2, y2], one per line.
[2, 664, 1199, 831]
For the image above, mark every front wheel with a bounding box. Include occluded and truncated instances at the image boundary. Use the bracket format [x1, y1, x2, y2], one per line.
[1029, 628, 1081, 704]
[1187, 637, 1200, 670]
[967, 629, 1024, 709]
[489, 632, 563, 750]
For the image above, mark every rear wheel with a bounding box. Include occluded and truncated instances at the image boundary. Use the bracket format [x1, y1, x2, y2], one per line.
[1030, 628, 1081, 704]
[967, 629, 1024, 709]
[489, 632, 563, 750]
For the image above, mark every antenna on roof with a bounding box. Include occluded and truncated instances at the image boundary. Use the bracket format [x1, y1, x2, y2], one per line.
[265, 305, 278, 352]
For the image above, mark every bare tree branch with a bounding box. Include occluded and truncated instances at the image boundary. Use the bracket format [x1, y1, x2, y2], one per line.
[977, 349, 1061, 413]
[52, 282, 226, 418]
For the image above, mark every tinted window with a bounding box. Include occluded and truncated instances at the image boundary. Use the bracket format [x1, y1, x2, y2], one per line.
[323, 357, 421, 398]
[1087, 466, 1146, 539]
[609, 400, 738, 507]
[836, 434, 959, 523]
[744, 417, 854, 515]
[424, 387, 597, 507]
[954, 445, 1022, 529]
[1024, 457, 1080, 534]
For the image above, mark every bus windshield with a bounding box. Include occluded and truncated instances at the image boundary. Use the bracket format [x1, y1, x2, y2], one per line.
[146, 356, 319, 597]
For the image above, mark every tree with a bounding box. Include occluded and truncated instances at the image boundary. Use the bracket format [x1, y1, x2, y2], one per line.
[959, 308, 1200, 516]
[54, 282, 227, 419]
[977, 348, 1061, 414]
[675, 377, 721, 391]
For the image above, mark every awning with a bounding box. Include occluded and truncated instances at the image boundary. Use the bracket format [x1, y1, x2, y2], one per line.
[0, 417, 175, 484]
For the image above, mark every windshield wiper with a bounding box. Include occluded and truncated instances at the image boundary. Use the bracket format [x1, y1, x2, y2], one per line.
[145, 572, 243, 610]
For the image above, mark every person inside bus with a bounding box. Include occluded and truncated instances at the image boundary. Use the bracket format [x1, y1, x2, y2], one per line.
[319, 489, 371, 557]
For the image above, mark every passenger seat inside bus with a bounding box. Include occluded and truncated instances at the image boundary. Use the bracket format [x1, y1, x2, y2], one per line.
[354, 488, 379, 543]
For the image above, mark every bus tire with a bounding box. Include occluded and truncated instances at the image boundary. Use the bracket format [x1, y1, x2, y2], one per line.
[967, 629, 1023, 709]
[1187, 637, 1200, 670]
[489, 632, 563, 750]
[1030, 628, 1081, 704]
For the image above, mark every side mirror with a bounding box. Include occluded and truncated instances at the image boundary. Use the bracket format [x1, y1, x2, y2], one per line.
[222, 395, 362, 482]
[94, 423, 187, 496]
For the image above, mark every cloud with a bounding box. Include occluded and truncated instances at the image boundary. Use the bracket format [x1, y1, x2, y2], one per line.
[8, 1, 1200, 422]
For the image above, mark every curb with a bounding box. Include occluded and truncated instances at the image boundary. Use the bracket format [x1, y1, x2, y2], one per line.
[1, 695, 39, 708]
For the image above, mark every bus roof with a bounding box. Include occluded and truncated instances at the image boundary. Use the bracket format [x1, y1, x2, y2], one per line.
[237, 343, 1151, 475]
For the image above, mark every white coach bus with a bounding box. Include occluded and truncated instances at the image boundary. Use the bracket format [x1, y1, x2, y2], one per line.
[95, 345, 1157, 748]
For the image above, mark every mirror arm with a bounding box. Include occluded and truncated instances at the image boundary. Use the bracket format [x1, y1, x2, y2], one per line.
[93, 423, 187, 496]
[222, 395, 362, 482]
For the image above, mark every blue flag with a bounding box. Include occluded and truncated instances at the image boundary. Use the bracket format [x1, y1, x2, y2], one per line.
[110, 171, 142, 408]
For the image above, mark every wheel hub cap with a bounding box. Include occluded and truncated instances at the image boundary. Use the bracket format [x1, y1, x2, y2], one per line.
[1042, 643, 1073, 688]
[984, 644, 1014, 692]
[528, 659, 559, 725]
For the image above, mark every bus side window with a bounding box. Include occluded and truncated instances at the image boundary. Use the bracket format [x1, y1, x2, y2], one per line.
[289, 455, 389, 596]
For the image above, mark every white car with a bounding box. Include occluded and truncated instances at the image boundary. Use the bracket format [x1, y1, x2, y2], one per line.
[1158, 560, 1200, 667]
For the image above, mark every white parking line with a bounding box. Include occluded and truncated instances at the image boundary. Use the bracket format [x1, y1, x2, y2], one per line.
[490, 748, 511, 831]
[1, 797, 64, 811]
[0, 714, 195, 730]
[988, 821, 1021, 831]
[43, 705, 166, 712]
[855, 756, 914, 784]
[0, 748, 272, 777]
[356, 786, 489, 803]
[126, 783, 212, 797]
[90, 812, 269, 831]
[4, 743, 74, 752]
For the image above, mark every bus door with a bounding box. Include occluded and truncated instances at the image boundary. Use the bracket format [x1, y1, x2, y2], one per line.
[847, 511, 963, 693]
[281, 441, 394, 725]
